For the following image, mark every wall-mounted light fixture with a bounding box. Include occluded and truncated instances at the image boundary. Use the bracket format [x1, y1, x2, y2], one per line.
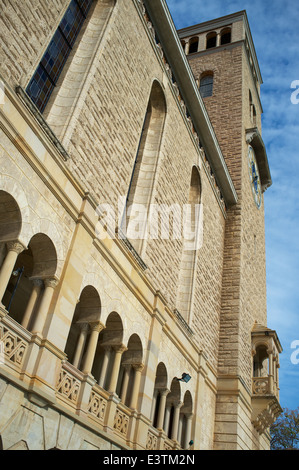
[177, 372, 191, 383]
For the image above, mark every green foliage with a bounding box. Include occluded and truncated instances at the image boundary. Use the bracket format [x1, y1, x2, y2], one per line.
[270, 407, 299, 450]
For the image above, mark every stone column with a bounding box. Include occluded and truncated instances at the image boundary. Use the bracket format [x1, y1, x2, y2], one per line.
[156, 388, 170, 430]
[0, 240, 26, 303]
[150, 389, 159, 422]
[216, 32, 221, 47]
[171, 401, 183, 441]
[120, 364, 131, 403]
[268, 348, 274, 394]
[108, 344, 127, 394]
[163, 404, 171, 435]
[183, 413, 194, 449]
[98, 345, 111, 388]
[129, 363, 144, 410]
[72, 322, 89, 369]
[185, 40, 190, 55]
[81, 321, 104, 374]
[31, 277, 59, 334]
[21, 279, 43, 329]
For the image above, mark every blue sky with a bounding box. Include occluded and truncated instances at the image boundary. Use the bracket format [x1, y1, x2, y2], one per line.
[166, 0, 299, 411]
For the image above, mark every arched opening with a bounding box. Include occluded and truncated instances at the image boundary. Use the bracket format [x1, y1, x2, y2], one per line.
[253, 345, 269, 378]
[206, 32, 217, 49]
[179, 391, 193, 449]
[151, 362, 168, 428]
[0, 191, 22, 248]
[1, 232, 57, 330]
[188, 37, 199, 54]
[165, 378, 181, 440]
[176, 166, 202, 323]
[65, 285, 102, 370]
[200, 73, 214, 98]
[124, 80, 166, 253]
[220, 28, 231, 45]
[117, 334, 143, 407]
[91, 312, 124, 391]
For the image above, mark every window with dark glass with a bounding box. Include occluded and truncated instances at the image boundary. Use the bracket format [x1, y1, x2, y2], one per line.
[200, 75, 214, 98]
[26, 0, 93, 113]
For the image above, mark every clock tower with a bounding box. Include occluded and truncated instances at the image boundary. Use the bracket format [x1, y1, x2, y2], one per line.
[178, 11, 280, 448]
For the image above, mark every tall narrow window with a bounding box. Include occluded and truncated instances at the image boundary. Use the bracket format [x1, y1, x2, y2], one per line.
[176, 167, 202, 323]
[123, 81, 166, 254]
[200, 74, 214, 98]
[26, 0, 93, 113]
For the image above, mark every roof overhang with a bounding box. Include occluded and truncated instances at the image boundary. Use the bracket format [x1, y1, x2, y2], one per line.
[246, 128, 272, 192]
[143, 0, 238, 207]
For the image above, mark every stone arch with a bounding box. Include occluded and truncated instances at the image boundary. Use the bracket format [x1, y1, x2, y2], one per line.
[124, 79, 167, 253]
[179, 390, 193, 448]
[188, 36, 199, 54]
[1, 232, 58, 328]
[206, 31, 217, 49]
[253, 344, 269, 378]
[165, 378, 181, 439]
[0, 190, 22, 243]
[151, 362, 168, 428]
[117, 333, 144, 406]
[91, 311, 124, 389]
[0, 178, 31, 246]
[64, 285, 102, 368]
[220, 27, 231, 45]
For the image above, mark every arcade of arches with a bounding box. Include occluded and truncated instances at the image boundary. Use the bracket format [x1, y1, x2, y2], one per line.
[0, 189, 194, 450]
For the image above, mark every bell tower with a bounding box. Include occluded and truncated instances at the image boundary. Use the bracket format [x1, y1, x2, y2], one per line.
[178, 12, 281, 449]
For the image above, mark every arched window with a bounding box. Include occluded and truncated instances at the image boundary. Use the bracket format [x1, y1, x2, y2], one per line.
[199, 74, 214, 98]
[188, 37, 199, 54]
[176, 167, 202, 323]
[26, 0, 93, 113]
[206, 32, 217, 49]
[124, 80, 166, 253]
[220, 28, 231, 45]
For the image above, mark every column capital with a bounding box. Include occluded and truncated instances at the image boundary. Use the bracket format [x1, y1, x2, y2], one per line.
[160, 388, 170, 397]
[77, 322, 89, 332]
[89, 321, 105, 333]
[174, 400, 183, 409]
[132, 362, 144, 373]
[43, 277, 59, 289]
[6, 240, 26, 254]
[113, 343, 127, 354]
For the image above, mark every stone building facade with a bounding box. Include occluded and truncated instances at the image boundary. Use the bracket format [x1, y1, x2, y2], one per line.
[0, 0, 282, 450]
